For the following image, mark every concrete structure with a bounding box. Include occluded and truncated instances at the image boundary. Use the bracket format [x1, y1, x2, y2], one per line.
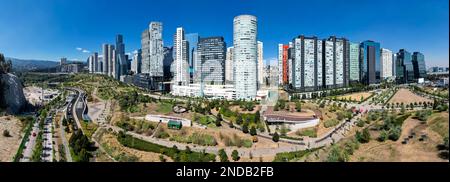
[173, 27, 190, 85]
[257, 41, 264, 88]
[233, 15, 258, 100]
[197, 36, 226, 85]
[225, 47, 234, 83]
[131, 49, 142, 74]
[381, 48, 394, 79]
[291, 36, 323, 91]
[141, 22, 164, 77]
[171, 84, 236, 100]
[349, 42, 360, 82]
[145, 114, 192, 128]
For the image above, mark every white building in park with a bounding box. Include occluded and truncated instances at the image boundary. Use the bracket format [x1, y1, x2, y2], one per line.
[171, 84, 236, 100]
[144, 114, 192, 127]
[381, 48, 394, 79]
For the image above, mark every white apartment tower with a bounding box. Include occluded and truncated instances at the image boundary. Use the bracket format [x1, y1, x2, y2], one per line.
[257, 41, 264, 88]
[233, 15, 258, 100]
[174, 27, 190, 85]
[381, 48, 393, 79]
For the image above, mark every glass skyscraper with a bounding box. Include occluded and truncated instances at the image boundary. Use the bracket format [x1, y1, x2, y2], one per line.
[395, 49, 414, 84]
[185, 33, 199, 83]
[412, 52, 426, 79]
[360, 40, 381, 85]
[197, 37, 226, 85]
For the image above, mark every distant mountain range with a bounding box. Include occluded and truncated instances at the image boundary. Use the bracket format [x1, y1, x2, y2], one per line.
[6, 57, 59, 71]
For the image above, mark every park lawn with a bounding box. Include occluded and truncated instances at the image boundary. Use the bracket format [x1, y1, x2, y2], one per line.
[156, 102, 173, 114]
[336, 92, 373, 102]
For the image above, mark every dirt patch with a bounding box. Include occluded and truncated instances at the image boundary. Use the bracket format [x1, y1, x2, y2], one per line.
[336, 92, 373, 102]
[350, 117, 447, 162]
[0, 116, 23, 162]
[388, 88, 432, 105]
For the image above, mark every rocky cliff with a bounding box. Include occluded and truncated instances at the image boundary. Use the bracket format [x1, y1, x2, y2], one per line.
[0, 73, 27, 114]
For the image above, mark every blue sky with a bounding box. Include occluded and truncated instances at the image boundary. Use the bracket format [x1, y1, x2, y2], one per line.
[0, 0, 448, 67]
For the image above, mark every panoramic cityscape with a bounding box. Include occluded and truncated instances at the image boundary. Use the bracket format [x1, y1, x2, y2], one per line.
[0, 0, 448, 163]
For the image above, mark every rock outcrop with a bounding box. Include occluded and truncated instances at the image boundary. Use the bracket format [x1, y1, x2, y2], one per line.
[0, 73, 27, 114]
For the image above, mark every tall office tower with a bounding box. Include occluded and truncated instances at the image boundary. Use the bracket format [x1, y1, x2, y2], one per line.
[395, 49, 414, 84]
[197, 36, 226, 85]
[93, 52, 98, 72]
[185, 33, 199, 83]
[107, 45, 116, 78]
[278, 44, 283, 85]
[360, 40, 381, 85]
[60, 58, 67, 66]
[163, 47, 174, 80]
[98, 56, 103, 73]
[131, 49, 142, 74]
[102, 44, 109, 74]
[173, 27, 190, 85]
[288, 42, 293, 85]
[141, 22, 164, 77]
[349, 42, 360, 82]
[323, 36, 349, 89]
[233, 15, 258, 100]
[380, 48, 393, 79]
[116, 34, 127, 79]
[412, 52, 426, 79]
[291, 36, 323, 91]
[88, 55, 93, 73]
[257, 41, 264, 88]
[225, 47, 234, 82]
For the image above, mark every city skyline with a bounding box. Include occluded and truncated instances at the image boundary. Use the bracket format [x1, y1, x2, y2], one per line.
[0, 0, 448, 67]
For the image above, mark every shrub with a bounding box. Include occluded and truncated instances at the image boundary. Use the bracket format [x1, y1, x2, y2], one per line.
[3, 130, 11, 137]
[218, 149, 229, 162]
[324, 119, 339, 128]
[388, 126, 401, 141]
[272, 132, 280, 142]
[356, 128, 370, 143]
[356, 119, 365, 127]
[378, 130, 388, 142]
[231, 150, 240, 161]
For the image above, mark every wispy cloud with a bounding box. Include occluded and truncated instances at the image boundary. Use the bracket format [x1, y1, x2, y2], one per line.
[76, 47, 90, 54]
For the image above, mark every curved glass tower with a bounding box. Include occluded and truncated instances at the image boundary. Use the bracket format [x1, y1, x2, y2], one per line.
[233, 15, 257, 100]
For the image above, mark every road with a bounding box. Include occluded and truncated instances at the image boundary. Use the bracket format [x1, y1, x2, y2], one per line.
[20, 120, 40, 162]
[58, 107, 73, 162]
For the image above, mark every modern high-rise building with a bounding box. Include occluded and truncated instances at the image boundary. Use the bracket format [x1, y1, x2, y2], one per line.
[257, 41, 264, 88]
[163, 46, 174, 80]
[225, 47, 234, 83]
[131, 49, 142, 74]
[108, 44, 116, 78]
[360, 40, 381, 85]
[412, 52, 426, 79]
[349, 42, 360, 82]
[323, 36, 349, 89]
[197, 36, 226, 85]
[277, 44, 284, 85]
[115, 34, 127, 79]
[185, 33, 199, 82]
[141, 22, 164, 77]
[291, 36, 323, 91]
[380, 48, 394, 79]
[288, 42, 293, 85]
[395, 49, 414, 84]
[102, 44, 109, 74]
[173, 27, 190, 85]
[233, 15, 258, 100]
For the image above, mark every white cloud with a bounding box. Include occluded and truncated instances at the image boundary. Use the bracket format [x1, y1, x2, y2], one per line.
[82, 49, 90, 53]
[76, 47, 83, 51]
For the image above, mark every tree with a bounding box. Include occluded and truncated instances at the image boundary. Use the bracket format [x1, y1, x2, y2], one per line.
[356, 128, 370, 143]
[215, 118, 222, 127]
[2, 130, 11, 137]
[78, 148, 90, 162]
[236, 114, 243, 125]
[218, 149, 229, 162]
[231, 150, 240, 161]
[295, 101, 302, 112]
[272, 132, 280, 142]
[242, 123, 249, 133]
[400, 104, 406, 114]
[250, 126, 257, 136]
